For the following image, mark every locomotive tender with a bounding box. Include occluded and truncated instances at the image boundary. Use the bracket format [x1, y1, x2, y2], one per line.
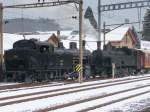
[4, 38, 150, 82]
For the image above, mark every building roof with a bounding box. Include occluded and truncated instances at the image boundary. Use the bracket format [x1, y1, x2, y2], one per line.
[105, 27, 129, 42]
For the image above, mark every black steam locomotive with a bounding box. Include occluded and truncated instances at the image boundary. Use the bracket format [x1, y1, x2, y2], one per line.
[91, 47, 138, 78]
[4, 39, 91, 82]
[4, 38, 145, 82]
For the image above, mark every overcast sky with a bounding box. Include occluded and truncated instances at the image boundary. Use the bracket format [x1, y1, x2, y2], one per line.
[0, 0, 148, 31]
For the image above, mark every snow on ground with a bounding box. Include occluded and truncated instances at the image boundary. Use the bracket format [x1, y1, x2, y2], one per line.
[0, 82, 64, 93]
[0, 74, 150, 112]
[0, 78, 149, 104]
[88, 93, 150, 112]
[53, 87, 150, 112]
[0, 83, 19, 86]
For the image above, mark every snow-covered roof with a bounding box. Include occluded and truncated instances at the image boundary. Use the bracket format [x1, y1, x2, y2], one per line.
[105, 27, 129, 42]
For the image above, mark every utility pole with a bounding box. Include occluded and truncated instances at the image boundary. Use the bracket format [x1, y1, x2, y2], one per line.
[98, 0, 101, 50]
[103, 22, 106, 49]
[79, 0, 83, 83]
[0, 3, 3, 81]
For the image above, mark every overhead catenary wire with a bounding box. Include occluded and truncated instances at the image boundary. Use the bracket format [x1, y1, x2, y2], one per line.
[3, 0, 149, 35]
[3, 1, 134, 31]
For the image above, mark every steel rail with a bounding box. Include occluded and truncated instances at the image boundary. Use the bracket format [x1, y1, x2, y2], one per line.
[0, 77, 150, 107]
[37, 84, 150, 112]
[78, 90, 150, 112]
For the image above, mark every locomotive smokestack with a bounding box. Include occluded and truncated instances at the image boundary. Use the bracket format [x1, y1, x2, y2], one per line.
[70, 42, 77, 49]
[56, 30, 60, 47]
[97, 41, 101, 50]
[58, 42, 64, 49]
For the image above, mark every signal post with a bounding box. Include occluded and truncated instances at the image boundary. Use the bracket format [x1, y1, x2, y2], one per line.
[0, 3, 3, 81]
[79, 0, 83, 83]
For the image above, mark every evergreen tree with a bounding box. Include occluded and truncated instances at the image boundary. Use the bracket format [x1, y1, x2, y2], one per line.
[143, 9, 150, 41]
[84, 7, 97, 30]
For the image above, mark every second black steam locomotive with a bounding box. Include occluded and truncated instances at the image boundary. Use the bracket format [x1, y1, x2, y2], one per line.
[91, 47, 139, 78]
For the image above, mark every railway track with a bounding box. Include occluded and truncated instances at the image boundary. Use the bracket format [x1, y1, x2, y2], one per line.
[37, 84, 150, 112]
[0, 75, 150, 111]
[140, 107, 150, 112]
[0, 74, 149, 91]
[0, 74, 150, 93]
[77, 89, 150, 112]
[0, 82, 51, 90]
[0, 75, 150, 103]
[0, 82, 64, 93]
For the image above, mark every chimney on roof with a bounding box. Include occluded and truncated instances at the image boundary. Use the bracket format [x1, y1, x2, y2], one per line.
[57, 30, 60, 38]
[97, 41, 101, 50]
[58, 42, 64, 49]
